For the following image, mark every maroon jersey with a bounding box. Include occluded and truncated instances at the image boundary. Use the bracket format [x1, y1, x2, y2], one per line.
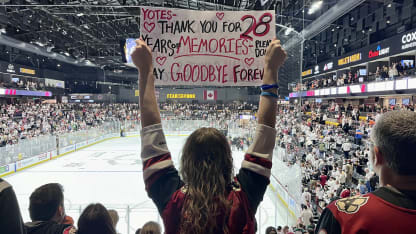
[316, 187, 416, 234]
[141, 123, 276, 234]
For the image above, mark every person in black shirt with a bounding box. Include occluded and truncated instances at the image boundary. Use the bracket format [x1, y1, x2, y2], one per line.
[25, 183, 76, 234]
[0, 178, 25, 234]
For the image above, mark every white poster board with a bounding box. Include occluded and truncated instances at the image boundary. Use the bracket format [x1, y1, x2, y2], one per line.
[139, 7, 275, 86]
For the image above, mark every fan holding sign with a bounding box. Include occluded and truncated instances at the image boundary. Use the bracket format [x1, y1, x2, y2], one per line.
[132, 6, 287, 233]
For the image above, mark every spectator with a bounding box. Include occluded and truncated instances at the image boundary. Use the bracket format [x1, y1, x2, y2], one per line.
[340, 188, 351, 198]
[134, 39, 286, 233]
[316, 111, 416, 233]
[265, 226, 277, 234]
[0, 178, 25, 234]
[341, 140, 351, 159]
[355, 128, 363, 145]
[135, 228, 141, 234]
[77, 203, 116, 234]
[301, 188, 312, 206]
[108, 209, 119, 231]
[25, 183, 76, 234]
[319, 172, 328, 187]
[282, 226, 291, 234]
[300, 204, 313, 227]
[140, 221, 161, 234]
[276, 226, 283, 234]
[357, 180, 367, 194]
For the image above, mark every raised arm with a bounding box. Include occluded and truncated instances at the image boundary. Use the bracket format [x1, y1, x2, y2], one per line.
[258, 39, 287, 127]
[132, 39, 183, 213]
[237, 39, 287, 213]
[131, 39, 161, 128]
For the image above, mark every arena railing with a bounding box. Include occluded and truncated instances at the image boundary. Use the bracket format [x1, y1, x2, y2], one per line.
[0, 135, 57, 175]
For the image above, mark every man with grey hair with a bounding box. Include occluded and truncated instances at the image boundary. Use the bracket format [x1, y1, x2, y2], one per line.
[315, 111, 416, 234]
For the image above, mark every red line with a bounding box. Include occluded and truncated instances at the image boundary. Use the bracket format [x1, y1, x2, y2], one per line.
[174, 54, 240, 61]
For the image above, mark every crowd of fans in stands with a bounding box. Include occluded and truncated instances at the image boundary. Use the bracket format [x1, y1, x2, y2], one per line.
[0, 77, 44, 91]
[0, 100, 412, 234]
[0, 103, 259, 147]
[262, 102, 383, 233]
[293, 62, 415, 92]
[0, 103, 141, 147]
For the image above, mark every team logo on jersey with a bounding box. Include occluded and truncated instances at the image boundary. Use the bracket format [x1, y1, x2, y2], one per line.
[180, 185, 188, 194]
[335, 196, 369, 214]
[63, 226, 77, 234]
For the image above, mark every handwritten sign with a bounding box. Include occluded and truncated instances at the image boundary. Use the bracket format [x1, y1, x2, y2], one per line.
[139, 7, 275, 86]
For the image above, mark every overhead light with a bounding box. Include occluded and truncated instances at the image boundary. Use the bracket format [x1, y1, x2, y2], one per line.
[64, 52, 70, 56]
[387, 3, 392, 7]
[35, 41, 45, 47]
[77, 13, 84, 17]
[0, 28, 6, 34]
[337, 26, 341, 29]
[285, 27, 293, 36]
[369, 28, 372, 32]
[308, 0, 323, 15]
[362, 30, 365, 33]
[387, 20, 390, 24]
[57, 64, 61, 67]
[334, 44, 337, 47]
[331, 28, 335, 32]
[83, 25, 90, 29]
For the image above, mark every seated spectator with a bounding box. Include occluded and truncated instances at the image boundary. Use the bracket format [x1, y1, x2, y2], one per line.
[108, 209, 119, 232]
[266, 226, 277, 234]
[140, 221, 161, 234]
[0, 178, 25, 234]
[25, 183, 76, 234]
[282, 226, 291, 234]
[77, 203, 116, 234]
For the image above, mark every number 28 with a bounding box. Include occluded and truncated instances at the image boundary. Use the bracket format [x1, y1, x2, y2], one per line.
[240, 13, 273, 41]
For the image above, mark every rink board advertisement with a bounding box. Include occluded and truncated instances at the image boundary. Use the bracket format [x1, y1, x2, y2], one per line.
[60, 145, 76, 155]
[0, 164, 14, 176]
[138, 7, 275, 86]
[15, 152, 51, 171]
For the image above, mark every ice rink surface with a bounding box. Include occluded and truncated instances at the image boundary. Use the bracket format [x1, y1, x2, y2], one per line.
[6, 135, 294, 234]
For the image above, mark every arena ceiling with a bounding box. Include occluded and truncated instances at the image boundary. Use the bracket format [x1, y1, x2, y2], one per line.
[0, 0, 334, 72]
[0, 0, 412, 82]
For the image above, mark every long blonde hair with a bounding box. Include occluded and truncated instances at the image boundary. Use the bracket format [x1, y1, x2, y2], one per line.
[180, 128, 233, 234]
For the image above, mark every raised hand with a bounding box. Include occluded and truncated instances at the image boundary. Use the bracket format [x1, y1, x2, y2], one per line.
[264, 38, 287, 74]
[131, 38, 153, 75]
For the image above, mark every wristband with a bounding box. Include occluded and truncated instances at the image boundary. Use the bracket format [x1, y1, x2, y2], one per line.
[261, 91, 278, 98]
[261, 84, 279, 91]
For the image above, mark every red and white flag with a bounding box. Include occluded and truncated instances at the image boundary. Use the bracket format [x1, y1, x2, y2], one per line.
[204, 90, 217, 100]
